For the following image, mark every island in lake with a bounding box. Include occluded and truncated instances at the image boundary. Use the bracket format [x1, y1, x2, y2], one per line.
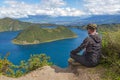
[12, 26, 77, 45]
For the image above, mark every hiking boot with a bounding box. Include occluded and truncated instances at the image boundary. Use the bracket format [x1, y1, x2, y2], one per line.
[68, 58, 75, 63]
[68, 58, 81, 66]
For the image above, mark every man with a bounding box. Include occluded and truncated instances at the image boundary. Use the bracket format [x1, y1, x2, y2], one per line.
[69, 24, 102, 67]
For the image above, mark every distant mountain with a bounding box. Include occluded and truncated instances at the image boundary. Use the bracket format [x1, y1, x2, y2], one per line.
[18, 15, 120, 26]
[18, 15, 87, 25]
[0, 17, 57, 32]
[12, 26, 77, 45]
[70, 15, 120, 26]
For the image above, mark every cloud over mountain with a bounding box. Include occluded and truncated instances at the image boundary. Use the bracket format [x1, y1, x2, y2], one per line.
[0, 0, 85, 18]
[0, 0, 119, 18]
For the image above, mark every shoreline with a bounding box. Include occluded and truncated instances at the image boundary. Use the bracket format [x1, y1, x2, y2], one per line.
[12, 35, 78, 45]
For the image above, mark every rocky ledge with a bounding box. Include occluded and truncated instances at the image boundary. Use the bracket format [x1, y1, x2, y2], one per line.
[0, 64, 104, 80]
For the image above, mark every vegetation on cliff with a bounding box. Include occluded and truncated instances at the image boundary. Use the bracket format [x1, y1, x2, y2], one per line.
[100, 27, 120, 80]
[0, 53, 52, 77]
[12, 26, 77, 45]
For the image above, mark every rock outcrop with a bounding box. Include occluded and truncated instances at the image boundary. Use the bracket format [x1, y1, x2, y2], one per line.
[0, 64, 103, 80]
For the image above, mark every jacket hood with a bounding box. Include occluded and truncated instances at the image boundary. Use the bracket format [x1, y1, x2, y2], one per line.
[89, 34, 101, 43]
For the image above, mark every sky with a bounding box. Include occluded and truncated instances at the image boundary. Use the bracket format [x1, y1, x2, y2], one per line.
[0, 0, 120, 18]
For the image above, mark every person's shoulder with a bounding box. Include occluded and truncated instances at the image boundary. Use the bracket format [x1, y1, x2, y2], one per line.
[95, 33, 102, 39]
[85, 35, 92, 39]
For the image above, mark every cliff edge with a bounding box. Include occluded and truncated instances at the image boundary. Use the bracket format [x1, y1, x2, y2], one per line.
[0, 65, 103, 80]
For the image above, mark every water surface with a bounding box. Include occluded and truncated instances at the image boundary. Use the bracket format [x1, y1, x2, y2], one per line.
[0, 28, 87, 68]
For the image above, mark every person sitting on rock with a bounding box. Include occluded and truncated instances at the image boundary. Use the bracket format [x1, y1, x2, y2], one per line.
[69, 24, 102, 67]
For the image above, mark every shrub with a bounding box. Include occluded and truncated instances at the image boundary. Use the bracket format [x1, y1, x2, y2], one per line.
[101, 30, 120, 80]
[0, 53, 52, 77]
[26, 54, 52, 72]
[0, 53, 14, 76]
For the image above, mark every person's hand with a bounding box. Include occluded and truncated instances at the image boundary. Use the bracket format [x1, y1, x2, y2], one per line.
[70, 50, 76, 54]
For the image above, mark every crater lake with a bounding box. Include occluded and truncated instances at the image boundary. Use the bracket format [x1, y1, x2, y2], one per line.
[0, 28, 87, 68]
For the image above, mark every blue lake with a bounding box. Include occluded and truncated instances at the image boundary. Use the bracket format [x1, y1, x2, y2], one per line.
[0, 28, 87, 68]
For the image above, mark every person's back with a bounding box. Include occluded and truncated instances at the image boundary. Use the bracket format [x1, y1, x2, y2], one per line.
[85, 34, 101, 66]
[69, 24, 102, 67]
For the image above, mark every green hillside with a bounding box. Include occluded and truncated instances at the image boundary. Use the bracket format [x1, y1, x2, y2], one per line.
[0, 18, 32, 32]
[12, 26, 77, 45]
[0, 17, 58, 32]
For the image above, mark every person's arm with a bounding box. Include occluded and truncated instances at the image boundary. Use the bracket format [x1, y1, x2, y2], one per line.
[71, 37, 89, 54]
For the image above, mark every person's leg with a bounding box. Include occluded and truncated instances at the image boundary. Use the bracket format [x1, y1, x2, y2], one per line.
[70, 53, 98, 67]
[70, 53, 87, 65]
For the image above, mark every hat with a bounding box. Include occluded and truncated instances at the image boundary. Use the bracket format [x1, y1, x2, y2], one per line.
[87, 24, 97, 30]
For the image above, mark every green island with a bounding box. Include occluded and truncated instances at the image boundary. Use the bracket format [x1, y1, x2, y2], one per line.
[12, 26, 77, 45]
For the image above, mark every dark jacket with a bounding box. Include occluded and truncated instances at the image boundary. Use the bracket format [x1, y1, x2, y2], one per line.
[71, 34, 102, 65]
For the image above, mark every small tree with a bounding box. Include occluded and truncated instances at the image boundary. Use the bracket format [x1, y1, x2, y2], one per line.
[26, 54, 52, 72]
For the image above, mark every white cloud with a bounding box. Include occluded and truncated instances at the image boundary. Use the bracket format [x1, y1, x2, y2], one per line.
[40, 0, 66, 8]
[84, 0, 120, 15]
[0, 0, 86, 18]
[1, 0, 119, 18]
